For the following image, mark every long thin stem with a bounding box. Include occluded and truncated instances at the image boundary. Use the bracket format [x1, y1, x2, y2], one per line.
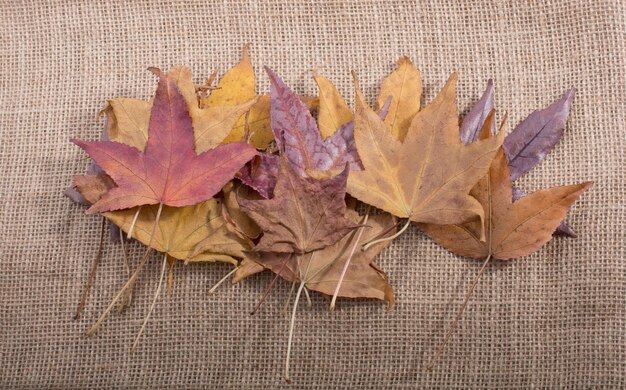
[250, 253, 292, 315]
[120, 228, 130, 276]
[303, 287, 312, 307]
[117, 229, 134, 313]
[208, 266, 239, 295]
[131, 252, 168, 353]
[282, 280, 297, 315]
[330, 211, 370, 311]
[284, 253, 314, 384]
[86, 248, 153, 336]
[368, 219, 401, 243]
[362, 218, 411, 251]
[86, 203, 163, 336]
[127, 206, 143, 240]
[428, 254, 492, 370]
[285, 279, 305, 384]
[75, 217, 106, 320]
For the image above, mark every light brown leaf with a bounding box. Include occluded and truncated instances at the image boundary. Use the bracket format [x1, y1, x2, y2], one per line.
[348, 73, 504, 229]
[72, 174, 115, 205]
[255, 209, 395, 303]
[419, 146, 592, 260]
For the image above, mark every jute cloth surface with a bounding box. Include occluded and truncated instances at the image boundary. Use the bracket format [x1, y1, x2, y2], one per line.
[1, 1, 624, 388]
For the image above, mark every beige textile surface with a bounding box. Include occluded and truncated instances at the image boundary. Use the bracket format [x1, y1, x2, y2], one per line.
[1, 1, 624, 388]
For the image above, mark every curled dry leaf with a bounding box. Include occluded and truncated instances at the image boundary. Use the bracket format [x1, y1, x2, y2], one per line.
[348, 73, 504, 228]
[73, 69, 257, 213]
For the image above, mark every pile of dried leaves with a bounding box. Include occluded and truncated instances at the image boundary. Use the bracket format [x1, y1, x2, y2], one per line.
[67, 46, 592, 382]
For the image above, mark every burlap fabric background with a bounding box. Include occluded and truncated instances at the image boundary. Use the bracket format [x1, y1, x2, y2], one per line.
[1, 1, 624, 388]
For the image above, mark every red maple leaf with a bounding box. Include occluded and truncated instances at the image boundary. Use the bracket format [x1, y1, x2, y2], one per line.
[73, 69, 257, 214]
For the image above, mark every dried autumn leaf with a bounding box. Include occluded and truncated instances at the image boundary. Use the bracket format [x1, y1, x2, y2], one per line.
[504, 88, 576, 181]
[203, 45, 256, 107]
[348, 73, 504, 228]
[70, 174, 252, 264]
[73, 69, 257, 214]
[238, 157, 357, 254]
[419, 146, 592, 260]
[254, 208, 395, 303]
[104, 200, 252, 265]
[245, 204, 394, 383]
[202, 45, 262, 146]
[237, 71, 391, 199]
[421, 127, 591, 367]
[199, 46, 319, 149]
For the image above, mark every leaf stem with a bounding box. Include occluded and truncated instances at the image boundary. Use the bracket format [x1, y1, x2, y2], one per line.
[86, 202, 163, 336]
[428, 254, 492, 370]
[117, 229, 134, 313]
[75, 217, 106, 320]
[285, 279, 305, 384]
[86, 248, 152, 336]
[127, 206, 143, 240]
[120, 227, 130, 276]
[131, 252, 167, 353]
[330, 211, 370, 311]
[251, 253, 292, 315]
[282, 280, 297, 315]
[284, 252, 314, 384]
[362, 218, 410, 251]
[208, 266, 239, 295]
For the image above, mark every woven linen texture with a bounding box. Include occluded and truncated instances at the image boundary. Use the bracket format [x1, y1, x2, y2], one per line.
[1, 1, 624, 388]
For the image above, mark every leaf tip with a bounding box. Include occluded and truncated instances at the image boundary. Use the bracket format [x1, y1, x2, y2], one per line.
[241, 43, 251, 59]
[147, 67, 163, 78]
[396, 55, 414, 66]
